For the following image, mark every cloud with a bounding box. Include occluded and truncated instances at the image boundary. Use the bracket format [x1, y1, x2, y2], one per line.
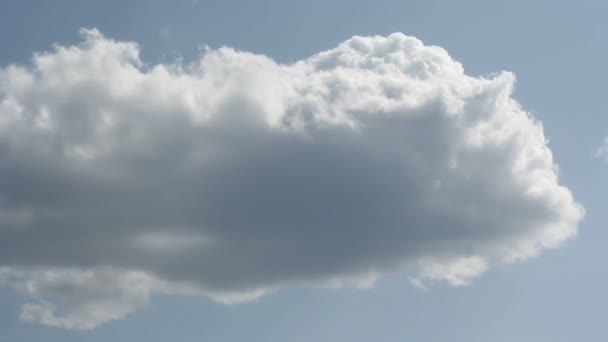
[0, 29, 583, 329]
[158, 27, 172, 39]
[6, 268, 176, 329]
[595, 137, 608, 161]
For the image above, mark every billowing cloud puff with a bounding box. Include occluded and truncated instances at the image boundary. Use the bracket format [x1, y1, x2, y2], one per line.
[0, 29, 583, 329]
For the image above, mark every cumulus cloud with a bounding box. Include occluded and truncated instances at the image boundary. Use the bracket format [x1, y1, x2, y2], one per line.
[0, 29, 583, 329]
[6, 268, 178, 329]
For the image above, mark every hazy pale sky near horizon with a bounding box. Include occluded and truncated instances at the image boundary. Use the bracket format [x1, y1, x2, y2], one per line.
[0, 1, 607, 341]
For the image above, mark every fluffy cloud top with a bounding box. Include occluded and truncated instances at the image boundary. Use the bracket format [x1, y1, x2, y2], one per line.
[0, 29, 583, 329]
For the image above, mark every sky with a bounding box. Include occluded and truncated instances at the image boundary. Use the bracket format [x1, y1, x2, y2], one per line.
[0, 0, 607, 341]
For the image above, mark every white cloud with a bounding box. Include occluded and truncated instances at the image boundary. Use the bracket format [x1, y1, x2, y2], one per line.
[595, 137, 608, 161]
[0, 28, 583, 329]
[13, 268, 165, 329]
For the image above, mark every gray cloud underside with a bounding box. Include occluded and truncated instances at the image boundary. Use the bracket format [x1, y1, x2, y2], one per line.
[0, 29, 583, 329]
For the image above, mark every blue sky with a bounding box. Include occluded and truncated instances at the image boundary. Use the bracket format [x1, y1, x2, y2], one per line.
[0, 1, 607, 341]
